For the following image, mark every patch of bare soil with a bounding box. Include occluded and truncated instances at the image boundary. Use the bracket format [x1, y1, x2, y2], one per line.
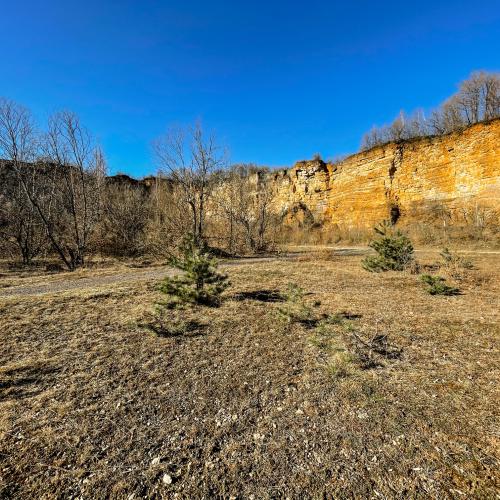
[0, 252, 498, 498]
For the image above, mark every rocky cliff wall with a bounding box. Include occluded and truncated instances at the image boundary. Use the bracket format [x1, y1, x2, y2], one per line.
[268, 119, 500, 229]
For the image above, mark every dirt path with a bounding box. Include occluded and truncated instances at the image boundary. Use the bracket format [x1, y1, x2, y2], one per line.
[0, 257, 288, 298]
[2, 247, 498, 298]
[0, 268, 174, 298]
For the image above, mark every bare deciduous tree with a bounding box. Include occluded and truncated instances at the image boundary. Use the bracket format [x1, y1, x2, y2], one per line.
[99, 181, 150, 256]
[38, 111, 106, 269]
[144, 175, 193, 255]
[214, 164, 277, 253]
[360, 126, 387, 151]
[431, 71, 500, 134]
[361, 71, 500, 150]
[0, 98, 106, 270]
[0, 98, 47, 264]
[361, 110, 429, 150]
[153, 122, 226, 243]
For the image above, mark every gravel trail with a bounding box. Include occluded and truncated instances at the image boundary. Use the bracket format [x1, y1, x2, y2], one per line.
[0, 257, 289, 297]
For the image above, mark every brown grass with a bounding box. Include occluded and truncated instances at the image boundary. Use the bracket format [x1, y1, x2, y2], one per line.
[0, 250, 499, 498]
[278, 221, 500, 249]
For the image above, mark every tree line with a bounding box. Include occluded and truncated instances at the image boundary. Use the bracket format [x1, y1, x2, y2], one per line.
[0, 99, 278, 269]
[2, 71, 498, 268]
[360, 71, 500, 150]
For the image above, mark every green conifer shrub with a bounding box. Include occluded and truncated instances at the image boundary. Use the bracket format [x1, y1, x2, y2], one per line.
[277, 283, 312, 323]
[362, 220, 415, 272]
[276, 283, 323, 328]
[158, 234, 230, 307]
[420, 274, 460, 295]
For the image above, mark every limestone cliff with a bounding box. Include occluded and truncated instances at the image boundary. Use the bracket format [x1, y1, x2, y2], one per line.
[267, 119, 500, 229]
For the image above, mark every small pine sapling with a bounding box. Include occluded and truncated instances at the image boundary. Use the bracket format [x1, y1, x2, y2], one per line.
[420, 274, 460, 296]
[362, 220, 415, 272]
[277, 283, 314, 324]
[159, 234, 230, 307]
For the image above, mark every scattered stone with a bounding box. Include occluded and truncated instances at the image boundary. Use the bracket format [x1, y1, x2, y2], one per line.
[162, 473, 173, 485]
[151, 457, 161, 466]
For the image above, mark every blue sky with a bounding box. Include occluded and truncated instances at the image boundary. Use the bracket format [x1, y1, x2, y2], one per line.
[1, 0, 499, 177]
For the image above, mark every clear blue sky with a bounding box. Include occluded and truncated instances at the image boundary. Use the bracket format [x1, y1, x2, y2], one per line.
[1, 1, 499, 177]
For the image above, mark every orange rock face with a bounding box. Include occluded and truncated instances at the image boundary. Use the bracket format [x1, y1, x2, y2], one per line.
[269, 120, 500, 229]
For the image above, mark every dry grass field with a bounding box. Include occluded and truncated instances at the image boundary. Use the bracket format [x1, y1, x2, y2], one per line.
[0, 249, 499, 498]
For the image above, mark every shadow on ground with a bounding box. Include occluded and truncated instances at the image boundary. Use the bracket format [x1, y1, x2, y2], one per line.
[0, 364, 60, 402]
[232, 289, 284, 303]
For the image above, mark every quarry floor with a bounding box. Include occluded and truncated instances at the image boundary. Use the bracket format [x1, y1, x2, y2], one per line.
[1, 246, 498, 298]
[0, 249, 499, 498]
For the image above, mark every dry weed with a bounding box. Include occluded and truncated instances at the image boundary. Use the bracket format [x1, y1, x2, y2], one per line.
[0, 251, 498, 498]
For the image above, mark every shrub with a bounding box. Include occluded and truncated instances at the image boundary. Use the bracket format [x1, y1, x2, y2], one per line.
[438, 247, 474, 279]
[309, 317, 356, 378]
[440, 247, 473, 268]
[277, 283, 319, 326]
[420, 274, 460, 296]
[362, 220, 415, 272]
[158, 234, 230, 307]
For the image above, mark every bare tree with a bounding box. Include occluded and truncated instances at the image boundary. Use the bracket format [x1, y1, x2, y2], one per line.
[430, 96, 462, 134]
[481, 72, 500, 120]
[0, 98, 47, 264]
[389, 111, 407, 142]
[252, 173, 276, 252]
[0, 162, 47, 264]
[361, 110, 429, 150]
[430, 71, 500, 134]
[361, 71, 500, 150]
[37, 111, 106, 269]
[406, 109, 429, 137]
[214, 164, 249, 253]
[153, 122, 226, 243]
[99, 181, 150, 256]
[214, 165, 276, 253]
[144, 175, 194, 255]
[0, 99, 106, 270]
[455, 71, 499, 124]
[361, 126, 387, 151]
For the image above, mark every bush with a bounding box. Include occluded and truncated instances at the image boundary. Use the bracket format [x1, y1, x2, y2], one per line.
[158, 234, 230, 307]
[440, 247, 472, 267]
[362, 220, 415, 272]
[440, 247, 473, 269]
[277, 283, 313, 324]
[420, 274, 460, 296]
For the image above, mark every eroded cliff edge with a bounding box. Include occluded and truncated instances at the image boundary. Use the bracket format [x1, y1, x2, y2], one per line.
[268, 119, 500, 229]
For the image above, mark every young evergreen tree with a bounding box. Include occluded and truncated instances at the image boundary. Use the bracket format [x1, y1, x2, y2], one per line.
[420, 275, 460, 295]
[277, 283, 312, 324]
[362, 220, 414, 272]
[159, 234, 230, 306]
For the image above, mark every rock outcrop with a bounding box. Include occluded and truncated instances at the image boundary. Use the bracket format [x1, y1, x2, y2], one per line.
[268, 119, 500, 229]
